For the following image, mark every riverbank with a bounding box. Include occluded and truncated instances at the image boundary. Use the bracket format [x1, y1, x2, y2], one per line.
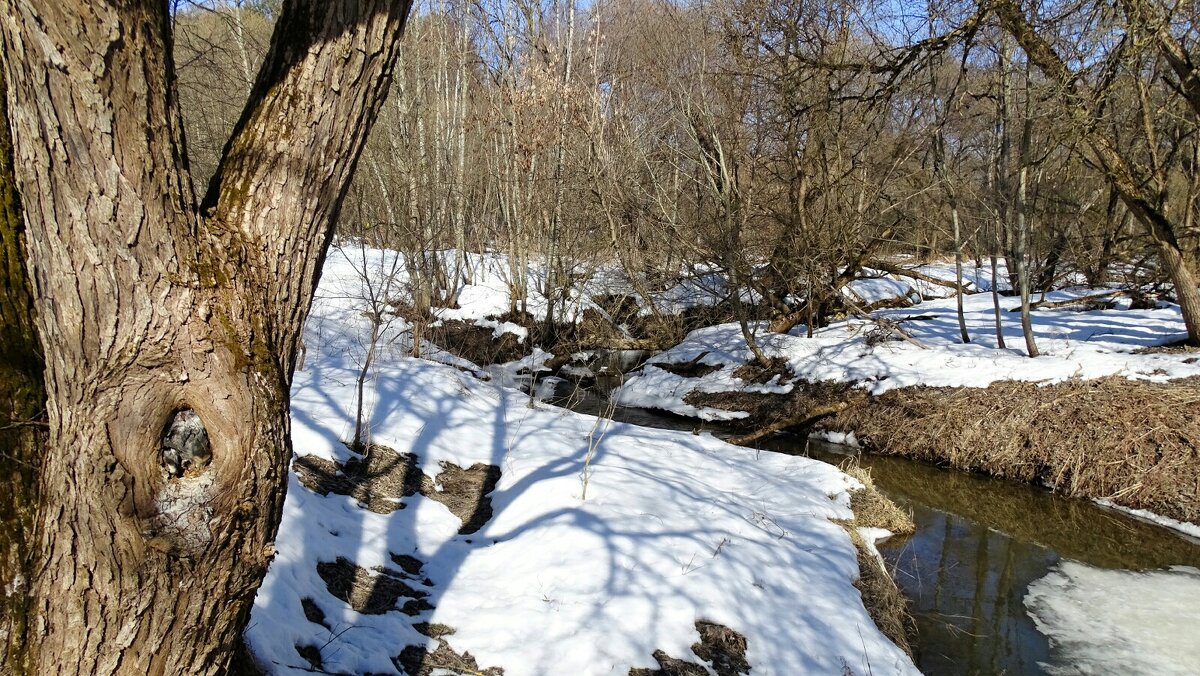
[691, 376, 1200, 525]
[614, 289, 1200, 526]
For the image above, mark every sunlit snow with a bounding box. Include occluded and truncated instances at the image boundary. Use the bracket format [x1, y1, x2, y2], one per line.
[246, 246, 919, 675]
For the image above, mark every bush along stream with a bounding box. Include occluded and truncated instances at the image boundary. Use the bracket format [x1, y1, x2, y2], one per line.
[540, 369, 1200, 676]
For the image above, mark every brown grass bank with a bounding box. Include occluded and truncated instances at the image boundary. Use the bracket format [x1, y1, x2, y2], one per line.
[838, 463, 916, 655]
[824, 376, 1200, 524]
[692, 377, 1200, 525]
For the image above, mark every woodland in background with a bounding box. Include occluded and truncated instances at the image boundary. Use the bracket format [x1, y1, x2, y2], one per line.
[177, 0, 1200, 351]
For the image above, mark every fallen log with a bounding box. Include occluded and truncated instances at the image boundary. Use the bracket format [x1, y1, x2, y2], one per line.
[867, 259, 971, 294]
[1007, 289, 1129, 312]
[728, 401, 855, 446]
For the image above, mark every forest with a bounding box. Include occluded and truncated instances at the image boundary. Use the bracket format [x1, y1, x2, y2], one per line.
[175, 0, 1200, 349]
[2, 0, 1200, 674]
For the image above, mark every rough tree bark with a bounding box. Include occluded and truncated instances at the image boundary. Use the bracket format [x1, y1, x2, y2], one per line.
[0, 67, 46, 673]
[0, 0, 412, 673]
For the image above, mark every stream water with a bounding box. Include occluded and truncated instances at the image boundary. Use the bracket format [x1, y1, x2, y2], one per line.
[546, 372, 1200, 675]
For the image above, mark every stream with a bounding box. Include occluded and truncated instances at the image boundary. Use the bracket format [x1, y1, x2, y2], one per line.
[543, 368, 1200, 675]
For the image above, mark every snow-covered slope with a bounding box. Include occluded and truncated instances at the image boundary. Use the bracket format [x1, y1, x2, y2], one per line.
[246, 249, 919, 675]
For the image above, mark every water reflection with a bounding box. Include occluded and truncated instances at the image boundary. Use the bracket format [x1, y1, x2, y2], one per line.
[881, 501, 1056, 674]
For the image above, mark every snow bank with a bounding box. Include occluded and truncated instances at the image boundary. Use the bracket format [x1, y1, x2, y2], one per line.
[1024, 561, 1200, 675]
[246, 249, 919, 675]
[843, 275, 918, 308]
[615, 288, 1200, 418]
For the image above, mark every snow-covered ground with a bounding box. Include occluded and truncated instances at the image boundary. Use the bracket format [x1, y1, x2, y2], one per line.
[246, 249, 920, 675]
[1024, 561, 1200, 675]
[615, 288, 1200, 420]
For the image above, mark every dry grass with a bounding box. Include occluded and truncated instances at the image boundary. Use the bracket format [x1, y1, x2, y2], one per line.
[844, 528, 914, 657]
[628, 621, 750, 676]
[730, 356, 794, 385]
[692, 375, 1200, 524]
[395, 625, 504, 676]
[840, 462, 915, 536]
[293, 444, 422, 515]
[427, 318, 529, 365]
[685, 380, 861, 429]
[833, 461, 916, 656]
[294, 445, 502, 533]
[822, 376, 1200, 524]
[420, 462, 502, 535]
[315, 556, 432, 616]
[655, 359, 721, 378]
[689, 621, 751, 676]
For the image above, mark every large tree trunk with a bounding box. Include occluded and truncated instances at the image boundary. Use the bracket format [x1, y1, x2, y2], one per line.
[0, 67, 45, 674]
[0, 1, 412, 673]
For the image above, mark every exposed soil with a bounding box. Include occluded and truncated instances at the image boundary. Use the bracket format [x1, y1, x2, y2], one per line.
[294, 445, 502, 534]
[731, 356, 793, 386]
[685, 381, 860, 430]
[412, 622, 455, 639]
[300, 597, 329, 629]
[421, 462, 503, 535]
[1135, 339, 1200, 356]
[391, 552, 425, 576]
[592, 293, 644, 327]
[629, 621, 750, 676]
[293, 444, 423, 515]
[690, 621, 752, 676]
[654, 351, 721, 378]
[629, 651, 710, 676]
[294, 643, 323, 671]
[654, 361, 721, 378]
[394, 624, 504, 676]
[298, 446, 509, 669]
[316, 556, 433, 616]
[428, 319, 528, 365]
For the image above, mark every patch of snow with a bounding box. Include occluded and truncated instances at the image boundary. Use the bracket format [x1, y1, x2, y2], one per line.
[843, 275, 917, 307]
[1024, 561, 1200, 675]
[856, 526, 894, 570]
[1093, 499, 1200, 541]
[810, 430, 861, 448]
[474, 318, 528, 342]
[534, 375, 564, 401]
[484, 348, 555, 391]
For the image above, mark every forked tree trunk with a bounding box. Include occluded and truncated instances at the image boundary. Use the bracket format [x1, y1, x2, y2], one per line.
[0, 1, 412, 673]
